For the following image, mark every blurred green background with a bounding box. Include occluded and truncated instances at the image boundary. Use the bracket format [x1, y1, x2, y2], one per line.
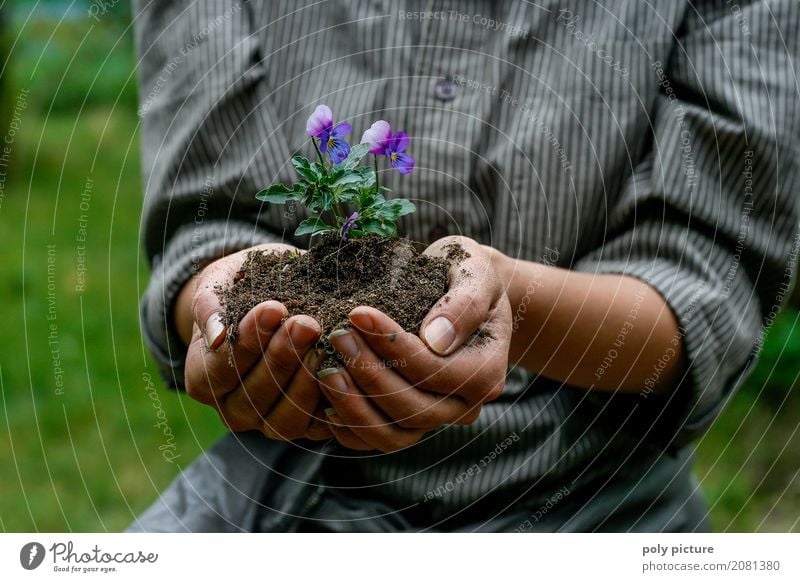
[0, 1, 797, 532]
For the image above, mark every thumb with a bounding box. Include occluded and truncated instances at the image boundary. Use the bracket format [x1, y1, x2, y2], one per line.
[191, 243, 297, 350]
[191, 254, 242, 351]
[420, 237, 501, 356]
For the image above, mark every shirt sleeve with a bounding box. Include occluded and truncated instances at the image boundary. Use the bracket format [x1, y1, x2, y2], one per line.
[133, 1, 290, 389]
[571, 0, 800, 447]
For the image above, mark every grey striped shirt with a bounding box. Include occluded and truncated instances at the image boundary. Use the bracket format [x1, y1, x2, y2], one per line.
[134, 0, 800, 522]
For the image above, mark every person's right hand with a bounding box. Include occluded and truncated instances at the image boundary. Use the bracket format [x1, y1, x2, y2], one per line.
[177, 243, 332, 441]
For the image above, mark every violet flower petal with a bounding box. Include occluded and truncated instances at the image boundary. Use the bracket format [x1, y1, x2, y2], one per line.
[390, 152, 414, 174]
[318, 129, 331, 153]
[360, 120, 392, 155]
[331, 122, 352, 138]
[306, 104, 333, 137]
[341, 211, 360, 240]
[327, 139, 351, 163]
[391, 131, 410, 153]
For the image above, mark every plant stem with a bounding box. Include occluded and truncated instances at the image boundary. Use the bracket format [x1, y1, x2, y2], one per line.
[312, 138, 326, 166]
[330, 204, 343, 225]
[373, 155, 380, 194]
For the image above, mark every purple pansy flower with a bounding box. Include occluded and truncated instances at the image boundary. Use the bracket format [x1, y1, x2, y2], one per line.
[360, 120, 414, 174]
[340, 211, 359, 240]
[360, 120, 392, 154]
[306, 104, 352, 163]
[385, 132, 414, 174]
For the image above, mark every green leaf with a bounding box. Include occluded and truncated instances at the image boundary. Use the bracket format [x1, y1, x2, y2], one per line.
[334, 143, 370, 172]
[353, 165, 376, 178]
[331, 173, 366, 188]
[375, 198, 416, 219]
[292, 156, 319, 182]
[255, 183, 302, 204]
[314, 188, 334, 213]
[339, 188, 362, 203]
[310, 162, 327, 180]
[359, 218, 397, 237]
[353, 166, 377, 188]
[294, 217, 335, 237]
[355, 186, 383, 209]
[291, 155, 311, 170]
[324, 168, 345, 185]
[294, 167, 318, 182]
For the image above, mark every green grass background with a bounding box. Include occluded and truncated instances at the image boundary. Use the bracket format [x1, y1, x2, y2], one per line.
[0, 2, 797, 532]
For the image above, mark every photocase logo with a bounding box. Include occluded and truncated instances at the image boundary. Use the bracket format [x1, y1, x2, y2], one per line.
[20, 542, 46, 570]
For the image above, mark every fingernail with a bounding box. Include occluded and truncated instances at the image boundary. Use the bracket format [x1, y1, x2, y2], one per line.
[303, 348, 325, 372]
[290, 318, 319, 347]
[204, 313, 226, 350]
[255, 301, 286, 333]
[328, 329, 358, 360]
[317, 367, 340, 379]
[317, 368, 348, 399]
[324, 407, 343, 426]
[348, 309, 374, 333]
[424, 316, 456, 355]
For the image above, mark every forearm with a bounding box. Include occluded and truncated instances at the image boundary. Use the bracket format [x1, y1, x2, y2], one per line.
[488, 247, 685, 394]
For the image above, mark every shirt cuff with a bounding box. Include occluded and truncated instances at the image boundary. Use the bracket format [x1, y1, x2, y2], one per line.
[140, 219, 283, 389]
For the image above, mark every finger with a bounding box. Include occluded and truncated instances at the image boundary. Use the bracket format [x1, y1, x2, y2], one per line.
[317, 369, 426, 452]
[218, 315, 321, 431]
[184, 300, 287, 405]
[327, 327, 474, 428]
[326, 416, 374, 450]
[262, 349, 326, 440]
[305, 420, 334, 441]
[420, 236, 502, 355]
[347, 306, 503, 403]
[305, 403, 334, 440]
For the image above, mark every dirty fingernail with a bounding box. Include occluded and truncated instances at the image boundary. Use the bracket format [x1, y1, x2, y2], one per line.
[324, 407, 344, 426]
[423, 316, 456, 355]
[328, 329, 358, 360]
[317, 367, 340, 379]
[302, 348, 325, 372]
[317, 368, 348, 399]
[204, 313, 226, 350]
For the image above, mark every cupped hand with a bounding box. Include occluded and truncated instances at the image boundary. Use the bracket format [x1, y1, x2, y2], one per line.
[181, 244, 332, 441]
[317, 236, 512, 452]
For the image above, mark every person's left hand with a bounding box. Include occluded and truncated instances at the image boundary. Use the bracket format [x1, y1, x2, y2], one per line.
[316, 236, 512, 452]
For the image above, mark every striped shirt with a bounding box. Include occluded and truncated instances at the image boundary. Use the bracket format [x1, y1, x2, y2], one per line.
[134, 0, 800, 524]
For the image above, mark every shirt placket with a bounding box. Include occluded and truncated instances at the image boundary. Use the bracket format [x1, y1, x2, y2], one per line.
[396, 0, 484, 243]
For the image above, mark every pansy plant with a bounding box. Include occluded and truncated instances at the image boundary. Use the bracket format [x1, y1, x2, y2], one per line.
[256, 105, 416, 240]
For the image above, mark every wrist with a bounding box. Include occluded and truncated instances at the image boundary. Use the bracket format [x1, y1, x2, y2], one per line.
[482, 245, 514, 291]
[487, 249, 567, 368]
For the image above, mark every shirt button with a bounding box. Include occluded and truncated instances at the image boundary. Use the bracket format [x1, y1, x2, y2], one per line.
[428, 224, 448, 243]
[434, 78, 457, 102]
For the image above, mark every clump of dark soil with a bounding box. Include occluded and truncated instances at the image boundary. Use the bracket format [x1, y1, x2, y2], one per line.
[216, 234, 454, 357]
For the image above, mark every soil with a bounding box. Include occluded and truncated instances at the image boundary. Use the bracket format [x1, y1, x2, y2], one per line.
[215, 233, 460, 363]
